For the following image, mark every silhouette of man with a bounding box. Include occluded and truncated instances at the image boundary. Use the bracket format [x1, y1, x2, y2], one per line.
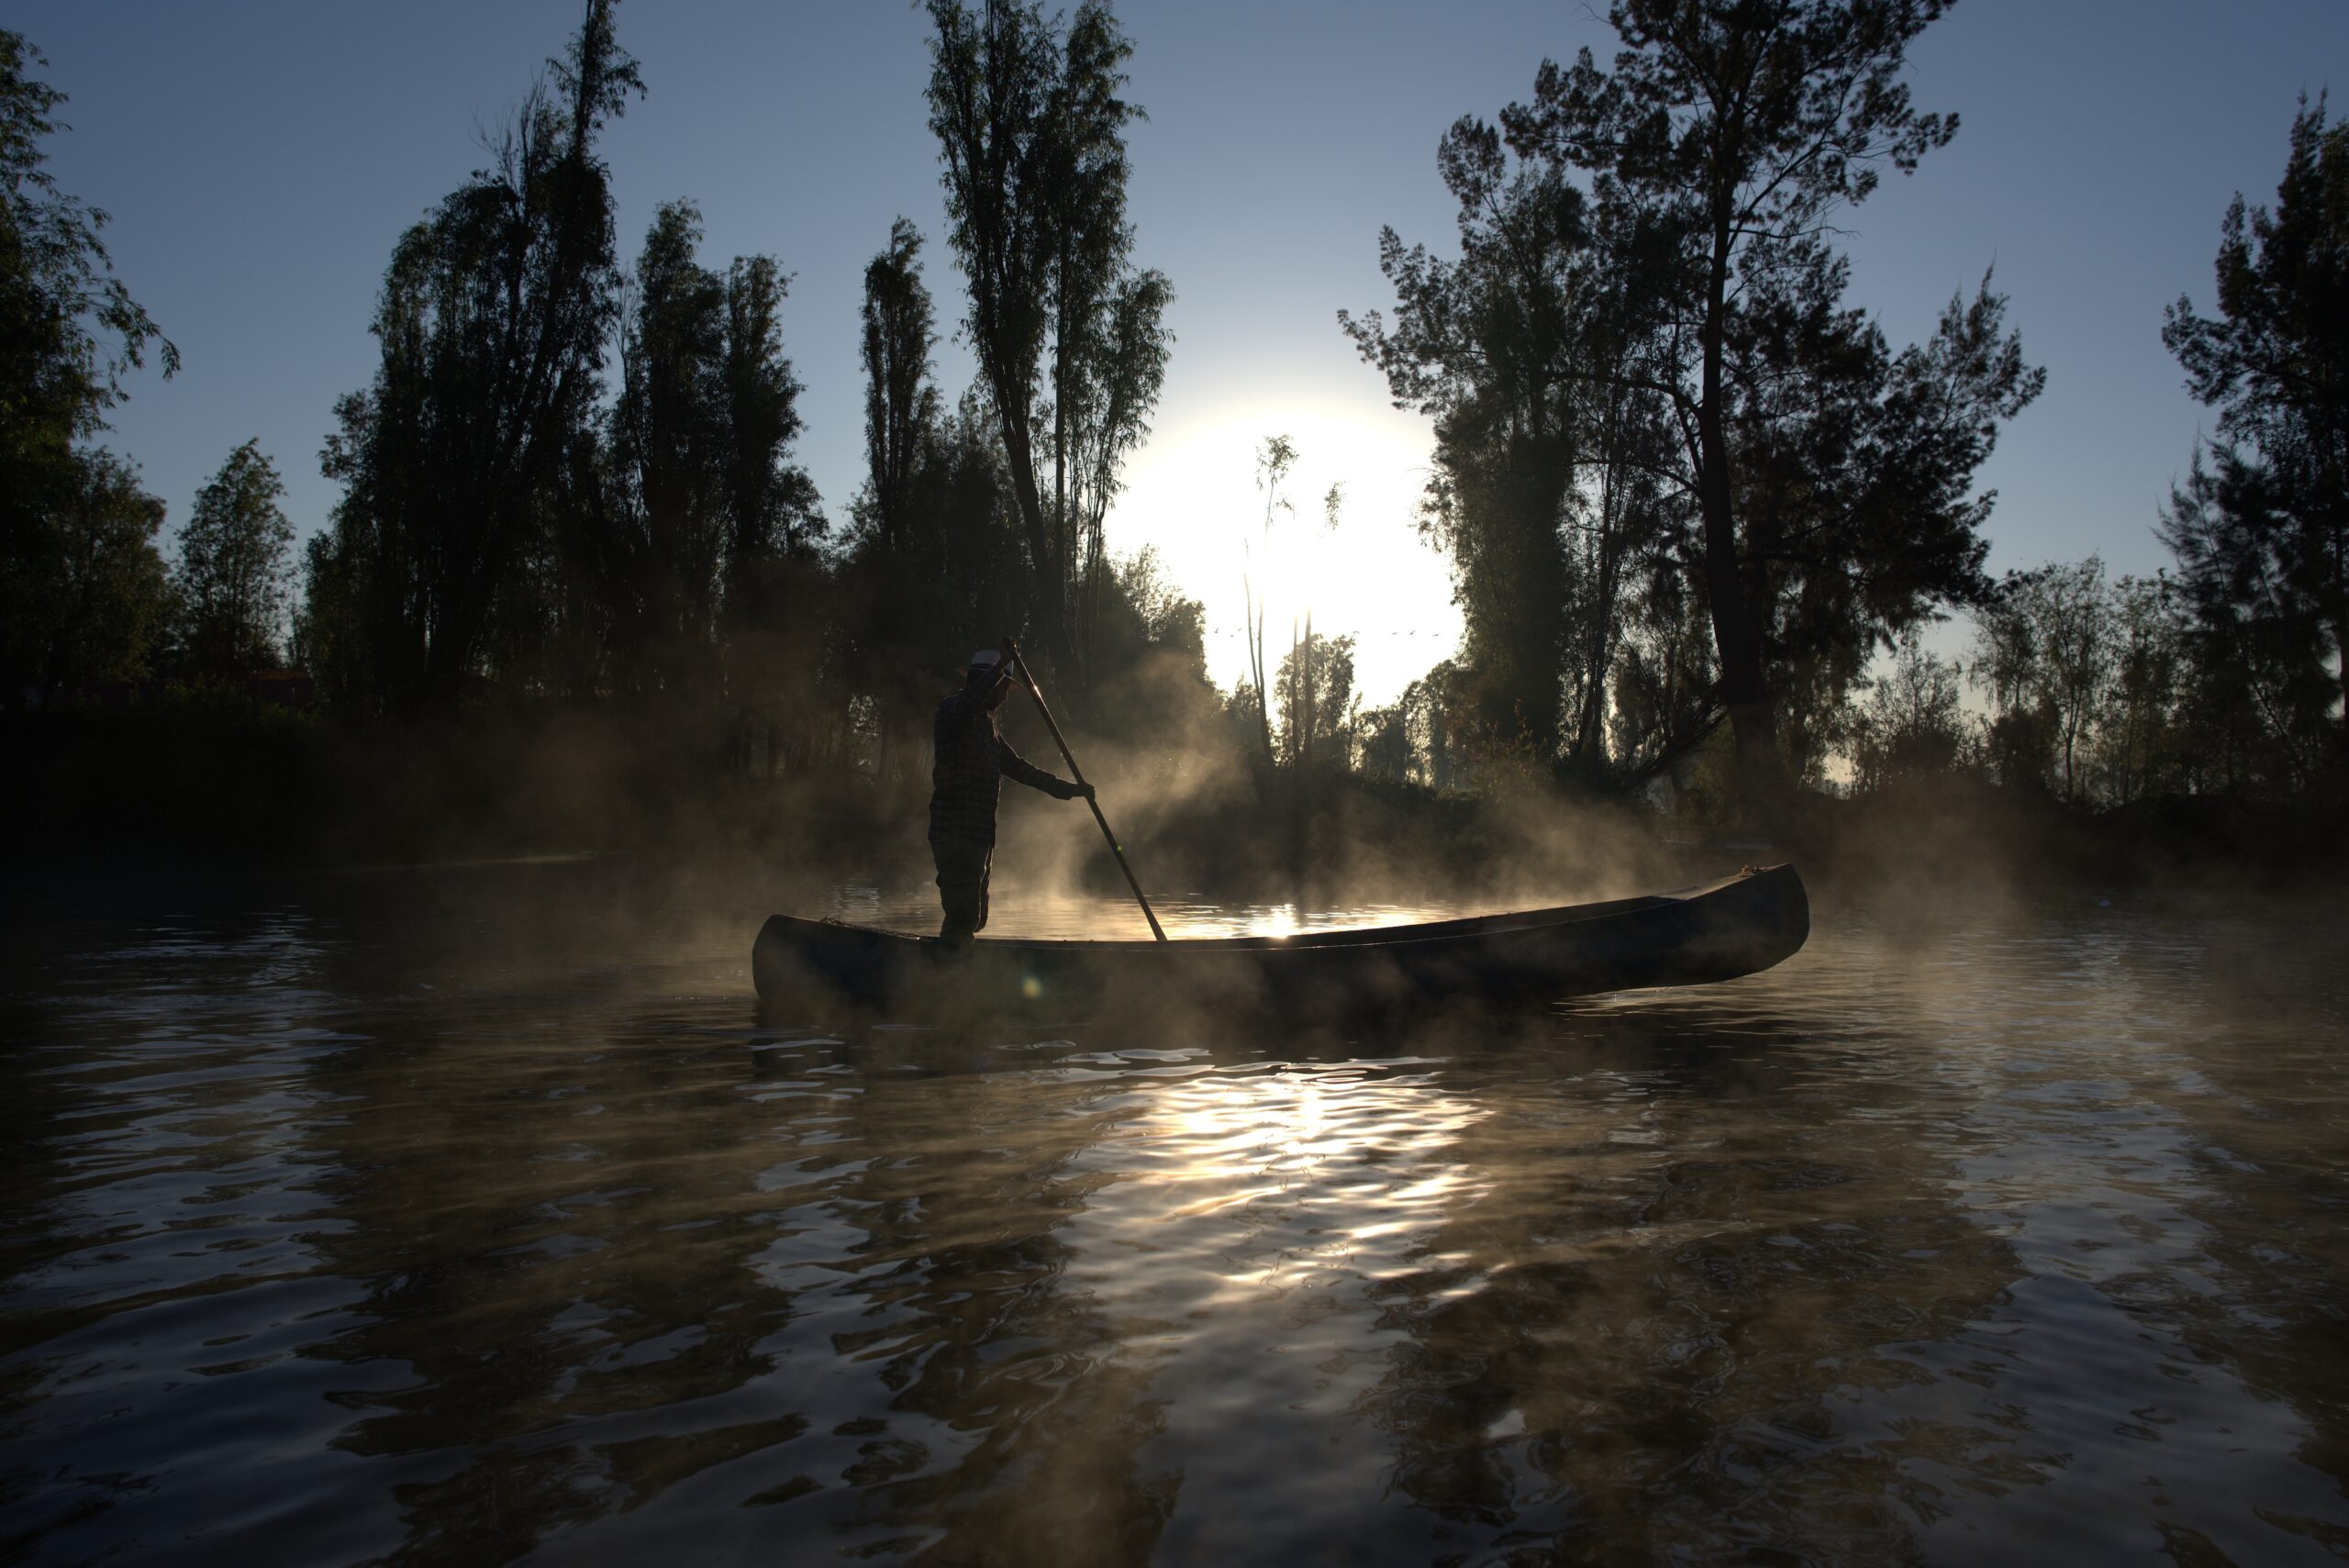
[929, 649, 1092, 944]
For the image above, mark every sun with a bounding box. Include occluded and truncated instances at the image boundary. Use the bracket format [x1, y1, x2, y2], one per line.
[1108, 401, 1464, 709]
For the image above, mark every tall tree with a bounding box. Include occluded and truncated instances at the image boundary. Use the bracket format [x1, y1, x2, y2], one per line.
[718, 252, 817, 571]
[312, 0, 640, 714]
[1507, 0, 2038, 812]
[175, 439, 295, 678]
[862, 218, 941, 568]
[612, 200, 730, 690]
[2099, 573, 2185, 807]
[1343, 119, 1691, 781]
[1726, 257, 2039, 785]
[714, 246, 821, 730]
[1241, 433, 1294, 775]
[0, 28, 176, 706]
[710, 244, 823, 779]
[2161, 95, 2348, 774]
[844, 218, 951, 795]
[843, 228, 1050, 791]
[1343, 124, 1581, 769]
[923, 0, 1173, 679]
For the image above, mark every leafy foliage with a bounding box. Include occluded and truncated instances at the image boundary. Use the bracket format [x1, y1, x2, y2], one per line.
[1846, 625, 1964, 794]
[6, 6, 2340, 857]
[309, 0, 640, 715]
[1969, 560, 2117, 804]
[2161, 95, 2348, 790]
[1275, 628, 1356, 773]
[605, 202, 818, 700]
[1496, 0, 2039, 808]
[174, 439, 295, 678]
[24, 450, 173, 692]
[1347, 2, 2038, 811]
[0, 28, 175, 705]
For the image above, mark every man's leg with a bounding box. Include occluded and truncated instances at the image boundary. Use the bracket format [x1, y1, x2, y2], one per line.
[933, 836, 988, 944]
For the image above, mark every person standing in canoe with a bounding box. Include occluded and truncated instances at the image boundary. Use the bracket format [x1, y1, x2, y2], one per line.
[930, 649, 1094, 944]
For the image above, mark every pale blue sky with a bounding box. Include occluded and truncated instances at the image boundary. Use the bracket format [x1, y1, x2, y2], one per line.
[11, 0, 2344, 701]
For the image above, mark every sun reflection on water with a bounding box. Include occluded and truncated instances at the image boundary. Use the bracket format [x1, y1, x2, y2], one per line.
[1069, 1057, 1488, 1307]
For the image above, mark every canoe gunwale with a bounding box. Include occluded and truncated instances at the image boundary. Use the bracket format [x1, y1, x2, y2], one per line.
[790, 882, 1744, 958]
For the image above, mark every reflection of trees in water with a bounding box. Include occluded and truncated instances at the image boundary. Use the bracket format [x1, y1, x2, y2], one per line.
[791, 1042, 1183, 1563]
[0, 905, 373, 1554]
[2162, 1127, 2349, 1518]
[302, 1006, 1175, 1564]
[2010, 906, 2349, 1524]
[306, 995, 816, 1564]
[1347, 1006, 2025, 1562]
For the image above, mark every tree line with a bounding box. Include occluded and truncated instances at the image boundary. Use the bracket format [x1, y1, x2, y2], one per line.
[3, 1, 2340, 843]
[1336, 1, 2341, 819]
[1794, 88, 2346, 818]
[4, 3, 1202, 797]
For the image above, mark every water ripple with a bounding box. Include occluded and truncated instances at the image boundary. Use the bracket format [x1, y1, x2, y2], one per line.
[1, 876, 2344, 1563]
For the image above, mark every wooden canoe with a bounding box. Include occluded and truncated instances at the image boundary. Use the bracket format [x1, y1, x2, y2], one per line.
[752, 862, 1808, 1018]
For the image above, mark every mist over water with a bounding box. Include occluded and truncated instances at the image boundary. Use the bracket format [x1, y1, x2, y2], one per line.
[3, 863, 2346, 1565]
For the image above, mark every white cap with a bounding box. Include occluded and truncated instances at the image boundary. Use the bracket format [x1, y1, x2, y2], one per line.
[968, 649, 1004, 672]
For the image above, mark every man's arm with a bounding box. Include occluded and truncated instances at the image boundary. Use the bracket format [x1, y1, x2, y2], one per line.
[996, 737, 1088, 800]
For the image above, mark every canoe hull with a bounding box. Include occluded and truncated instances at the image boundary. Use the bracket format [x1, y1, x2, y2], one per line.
[752, 863, 1809, 1019]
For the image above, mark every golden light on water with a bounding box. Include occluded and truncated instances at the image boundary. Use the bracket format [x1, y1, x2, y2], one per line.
[1099, 1061, 1489, 1298]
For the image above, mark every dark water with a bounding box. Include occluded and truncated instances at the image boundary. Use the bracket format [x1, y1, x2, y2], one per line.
[3, 862, 2345, 1566]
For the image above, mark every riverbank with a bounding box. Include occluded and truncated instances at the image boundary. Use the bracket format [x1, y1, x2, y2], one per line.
[7, 698, 2340, 903]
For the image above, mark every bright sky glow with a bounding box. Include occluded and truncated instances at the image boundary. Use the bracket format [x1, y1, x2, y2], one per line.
[1115, 398, 1461, 704]
[12, 0, 2346, 706]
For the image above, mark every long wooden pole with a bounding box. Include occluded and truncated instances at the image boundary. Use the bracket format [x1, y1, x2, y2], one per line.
[1001, 638, 1167, 942]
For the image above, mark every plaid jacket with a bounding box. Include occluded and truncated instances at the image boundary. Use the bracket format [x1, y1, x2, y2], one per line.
[928, 686, 1067, 847]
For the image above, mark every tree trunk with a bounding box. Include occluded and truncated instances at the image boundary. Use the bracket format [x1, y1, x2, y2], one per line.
[1572, 417, 1627, 778]
[996, 422, 1070, 672]
[1696, 219, 1785, 824]
[1244, 590, 1275, 774]
[2332, 513, 2348, 750]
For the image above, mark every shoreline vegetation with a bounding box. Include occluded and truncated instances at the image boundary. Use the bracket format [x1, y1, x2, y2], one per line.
[6, 6, 2343, 907]
[7, 686, 2341, 909]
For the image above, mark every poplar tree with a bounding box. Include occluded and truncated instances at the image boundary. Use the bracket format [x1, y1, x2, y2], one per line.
[924, 0, 1172, 680]
[844, 220, 1024, 790]
[715, 248, 823, 751]
[613, 201, 732, 690]
[862, 217, 940, 567]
